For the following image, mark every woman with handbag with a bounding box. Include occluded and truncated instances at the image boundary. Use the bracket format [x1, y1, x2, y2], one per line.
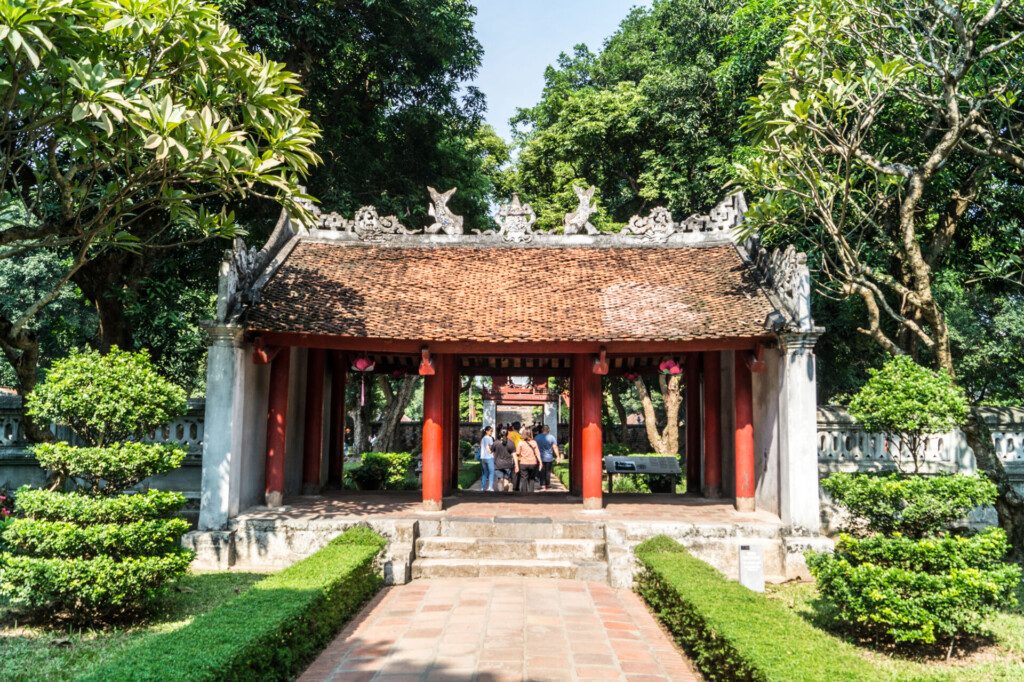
[513, 428, 542, 493]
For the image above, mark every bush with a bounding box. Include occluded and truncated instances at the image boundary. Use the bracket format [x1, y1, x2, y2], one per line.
[808, 535, 1020, 645]
[349, 452, 412, 490]
[459, 438, 474, 460]
[25, 346, 187, 445]
[13, 488, 186, 524]
[821, 472, 996, 537]
[634, 537, 878, 681]
[81, 527, 385, 681]
[0, 349, 192, 625]
[847, 355, 968, 473]
[33, 441, 186, 494]
[811, 471, 1019, 648]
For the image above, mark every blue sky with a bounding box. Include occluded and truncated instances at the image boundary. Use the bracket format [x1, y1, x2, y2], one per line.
[470, 0, 652, 142]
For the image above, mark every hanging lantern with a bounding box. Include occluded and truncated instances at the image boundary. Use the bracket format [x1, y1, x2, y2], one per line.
[658, 358, 681, 375]
[351, 356, 376, 405]
[623, 372, 640, 382]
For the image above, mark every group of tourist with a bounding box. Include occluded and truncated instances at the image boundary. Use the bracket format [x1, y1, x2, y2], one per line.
[477, 421, 561, 493]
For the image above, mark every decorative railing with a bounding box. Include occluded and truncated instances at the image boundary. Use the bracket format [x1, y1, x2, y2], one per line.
[0, 394, 205, 456]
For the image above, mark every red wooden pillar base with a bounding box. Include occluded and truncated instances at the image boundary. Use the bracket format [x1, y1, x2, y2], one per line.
[422, 353, 451, 511]
[685, 354, 702, 493]
[574, 354, 603, 510]
[327, 352, 346, 487]
[702, 351, 722, 498]
[265, 349, 290, 507]
[734, 350, 755, 512]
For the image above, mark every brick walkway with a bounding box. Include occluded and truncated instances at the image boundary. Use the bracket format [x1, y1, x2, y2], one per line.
[300, 578, 699, 681]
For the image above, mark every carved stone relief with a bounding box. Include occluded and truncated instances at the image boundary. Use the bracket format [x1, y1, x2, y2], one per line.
[622, 206, 675, 243]
[563, 185, 598, 235]
[494, 194, 539, 243]
[425, 186, 464, 235]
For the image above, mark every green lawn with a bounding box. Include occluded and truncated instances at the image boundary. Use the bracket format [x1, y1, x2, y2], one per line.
[0, 571, 263, 682]
[765, 579, 1024, 681]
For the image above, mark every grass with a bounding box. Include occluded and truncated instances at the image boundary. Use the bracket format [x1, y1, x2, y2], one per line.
[0, 571, 263, 682]
[458, 460, 481, 490]
[765, 578, 1024, 681]
[81, 526, 384, 681]
[552, 462, 687, 494]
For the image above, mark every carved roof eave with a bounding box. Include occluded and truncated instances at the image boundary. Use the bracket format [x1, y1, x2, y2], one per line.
[300, 229, 738, 249]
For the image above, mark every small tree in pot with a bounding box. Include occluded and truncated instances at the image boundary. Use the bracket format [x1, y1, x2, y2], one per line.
[848, 356, 968, 473]
[0, 348, 192, 625]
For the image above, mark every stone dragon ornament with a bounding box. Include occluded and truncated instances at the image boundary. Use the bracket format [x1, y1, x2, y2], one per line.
[563, 185, 599, 235]
[425, 186, 464, 235]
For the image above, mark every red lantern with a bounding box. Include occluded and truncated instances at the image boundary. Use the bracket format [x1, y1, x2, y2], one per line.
[351, 356, 376, 405]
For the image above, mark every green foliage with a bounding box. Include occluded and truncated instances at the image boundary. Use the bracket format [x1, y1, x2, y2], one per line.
[26, 348, 187, 446]
[13, 488, 186, 524]
[458, 461, 482, 491]
[349, 452, 413, 491]
[1, 517, 190, 560]
[80, 527, 385, 681]
[822, 473, 996, 538]
[221, 0, 502, 227]
[848, 356, 969, 472]
[512, 0, 790, 230]
[459, 439, 474, 460]
[634, 537, 879, 681]
[32, 442, 186, 494]
[808, 531, 1021, 645]
[0, 550, 194, 624]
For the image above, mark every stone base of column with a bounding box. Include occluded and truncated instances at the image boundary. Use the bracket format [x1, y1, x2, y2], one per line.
[422, 499, 444, 512]
[265, 491, 284, 507]
[301, 483, 321, 495]
[735, 497, 755, 512]
[702, 485, 722, 499]
[582, 497, 603, 511]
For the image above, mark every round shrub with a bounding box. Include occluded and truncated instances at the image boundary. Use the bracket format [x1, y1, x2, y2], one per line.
[847, 356, 968, 472]
[821, 472, 996, 538]
[25, 346, 187, 445]
[0, 349, 192, 625]
[350, 452, 413, 490]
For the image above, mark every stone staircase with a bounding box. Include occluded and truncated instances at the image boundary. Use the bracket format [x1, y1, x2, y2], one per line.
[411, 517, 610, 582]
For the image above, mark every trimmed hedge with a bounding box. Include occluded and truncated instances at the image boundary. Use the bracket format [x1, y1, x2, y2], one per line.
[1, 517, 191, 559]
[634, 536, 880, 681]
[80, 526, 386, 681]
[33, 441, 186, 492]
[14, 488, 186, 524]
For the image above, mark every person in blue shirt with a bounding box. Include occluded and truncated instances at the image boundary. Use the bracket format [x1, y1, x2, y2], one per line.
[479, 426, 495, 492]
[534, 424, 561, 491]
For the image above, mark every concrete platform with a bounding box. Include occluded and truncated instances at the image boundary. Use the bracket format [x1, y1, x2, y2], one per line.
[185, 491, 830, 586]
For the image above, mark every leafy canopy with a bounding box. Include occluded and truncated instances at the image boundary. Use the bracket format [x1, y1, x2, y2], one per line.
[26, 347, 187, 446]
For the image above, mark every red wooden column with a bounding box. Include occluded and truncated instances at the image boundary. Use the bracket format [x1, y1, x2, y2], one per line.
[685, 354, 702, 493]
[734, 350, 756, 511]
[702, 351, 722, 498]
[422, 353, 449, 511]
[264, 349, 291, 507]
[445, 355, 460, 492]
[327, 352, 346, 487]
[569, 372, 582, 497]
[302, 349, 326, 494]
[574, 353, 603, 510]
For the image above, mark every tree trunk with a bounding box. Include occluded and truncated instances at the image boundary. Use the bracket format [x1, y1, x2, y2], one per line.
[963, 408, 1024, 561]
[0, 323, 52, 442]
[467, 380, 476, 422]
[374, 375, 417, 452]
[634, 377, 665, 453]
[71, 253, 138, 352]
[609, 382, 630, 444]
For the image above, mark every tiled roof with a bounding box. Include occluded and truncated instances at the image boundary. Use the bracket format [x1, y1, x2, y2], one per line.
[246, 241, 777, 342]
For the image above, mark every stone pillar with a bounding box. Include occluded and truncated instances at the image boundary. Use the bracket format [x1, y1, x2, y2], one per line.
[301, 349, 326, 494]
[574, 354, 603, 510]
[685, 354, 702, 492]
[543, 399, 559, 438]
[422, 354, 449, 511]
[264, 348, 291, 507]
[482, 399, 497, 430]
[734, 350, 755, 512]
[779, 332, 823, 531]
[198, 324, 246, 530]
[702, 350, 722, 498]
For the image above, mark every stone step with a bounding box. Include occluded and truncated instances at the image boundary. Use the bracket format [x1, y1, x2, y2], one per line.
[439, 517, 605, 540]
[416, 537, 606, 561]
[411, 558, 609, 582]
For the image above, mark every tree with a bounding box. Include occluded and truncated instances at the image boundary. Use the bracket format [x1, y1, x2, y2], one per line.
[221, 0, 506, 226]
[848, 356, 969, 473]
[737, 0, 1024, 549]
[632, 370, 684, 456]
[0, 0, 320, 414]
[511, 0, 793, 230]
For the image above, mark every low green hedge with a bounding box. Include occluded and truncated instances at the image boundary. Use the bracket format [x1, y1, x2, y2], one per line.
[2, 517, 191, 559]
[79, 526, 386, 681]
[14, 488, 186, 524]
[634, 536, 880, 681]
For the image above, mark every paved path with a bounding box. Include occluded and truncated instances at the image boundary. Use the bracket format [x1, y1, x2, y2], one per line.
[300, 578, 699, 682]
